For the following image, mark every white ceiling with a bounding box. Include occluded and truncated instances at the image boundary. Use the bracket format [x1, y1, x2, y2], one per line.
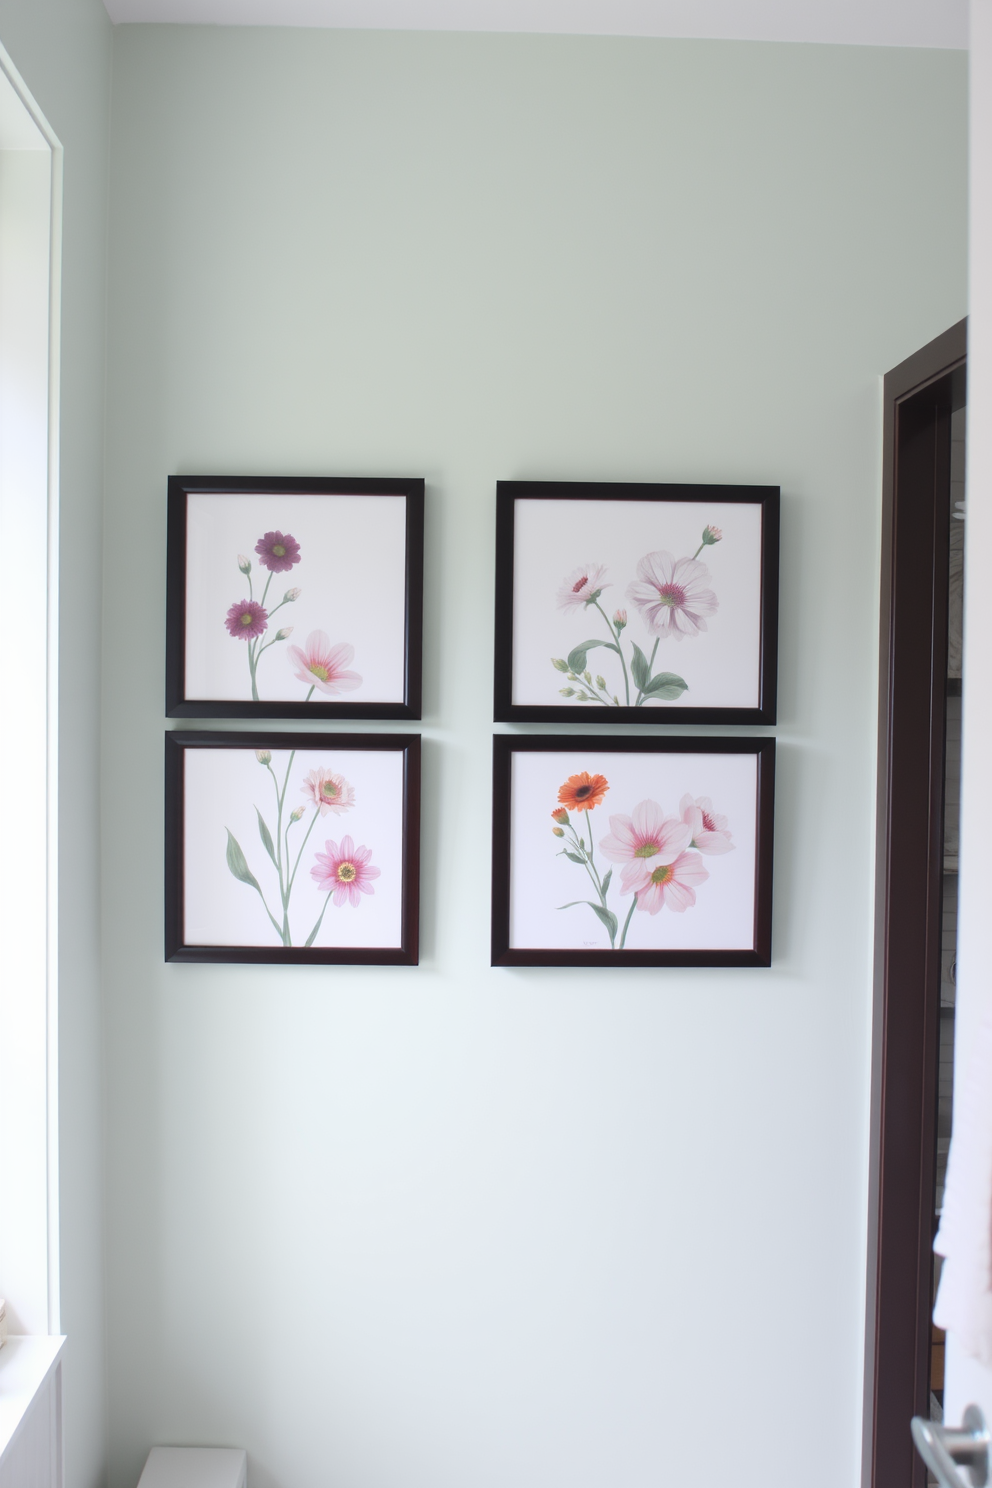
[100, 0, 969, 50]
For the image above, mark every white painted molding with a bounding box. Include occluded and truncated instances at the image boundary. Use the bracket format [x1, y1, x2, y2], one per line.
[100, 0, 969, 50]
[0, 1338, 64, 1488]
[0, 41, 63, 1339]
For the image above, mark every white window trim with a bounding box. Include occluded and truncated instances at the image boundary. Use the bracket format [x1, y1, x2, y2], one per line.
[0, 38, 62, 1338]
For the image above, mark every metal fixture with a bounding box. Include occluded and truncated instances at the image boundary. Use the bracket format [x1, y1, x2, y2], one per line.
[912, 1406, 990, 1488]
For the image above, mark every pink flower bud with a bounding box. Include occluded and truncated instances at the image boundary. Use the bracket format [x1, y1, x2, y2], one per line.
[255, 749, 272, 765]
[284, 587, 302, 602]
[237, 554, 251, 574]
[275, 627, 293, 641]
[613, 608, 627, 630]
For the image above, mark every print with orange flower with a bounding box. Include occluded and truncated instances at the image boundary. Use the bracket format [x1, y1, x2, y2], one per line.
[552, 776, 734, 950]
[557, 771, 610, 813]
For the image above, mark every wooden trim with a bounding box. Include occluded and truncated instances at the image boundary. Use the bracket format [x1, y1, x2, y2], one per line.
[865, 319, 966, 1488]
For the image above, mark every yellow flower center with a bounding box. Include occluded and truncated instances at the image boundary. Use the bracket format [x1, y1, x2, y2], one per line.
[240, 611, 254, 626]
[321, 781, 337, 799]
[273, 544, 286, 556]
[310, 663, 329, 682]
[634, 842, 659, 858]
[337, 862, 356, 882]
[650, 864, 673, 886]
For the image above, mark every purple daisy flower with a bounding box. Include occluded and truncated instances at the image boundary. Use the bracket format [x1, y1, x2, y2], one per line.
[224, 599, 268, 640]
[255, 530, 301, 574]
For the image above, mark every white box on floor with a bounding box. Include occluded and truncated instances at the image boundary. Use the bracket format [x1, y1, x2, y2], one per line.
[137, 1446, 247, 1488]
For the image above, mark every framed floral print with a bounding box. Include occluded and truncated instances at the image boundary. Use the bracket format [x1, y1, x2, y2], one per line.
[493, 481, 779, 724]
[166, 476, 425, 719]
[165, 732, 420, 964]
[491, 734, 774, 968]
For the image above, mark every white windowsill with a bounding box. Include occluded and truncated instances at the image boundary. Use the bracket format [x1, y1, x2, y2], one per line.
[0, 1335, 65, 1465]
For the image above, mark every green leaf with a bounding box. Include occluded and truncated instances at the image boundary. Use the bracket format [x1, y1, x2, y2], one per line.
[557, 899, 618, 945]
[566, 639, 621, 673]
[630, 641, 651, 692]
[642, 671, 689, 701]
[601, 868, 612, 896]
[255, 807, 277, 865]
[225, 829, 260, 891]
[588, 903, 619, 942]
[564, 851, 585, 864]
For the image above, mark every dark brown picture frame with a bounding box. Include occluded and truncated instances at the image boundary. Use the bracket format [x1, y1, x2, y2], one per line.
[165, 731, 421, 965]
[491, 734, 774, 968]
[493, 481, 779, 725]
[166, 475, 425, 719]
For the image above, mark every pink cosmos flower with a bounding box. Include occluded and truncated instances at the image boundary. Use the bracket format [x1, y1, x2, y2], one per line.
[556, 564, 610, 611]
[598, 799, 691, 893]
[632, 850, 709, 914]
[679, 793, 734, 855]
[224, 599, 268, 640]
[626, 552, 718, 641]
[255, 530, 301, 573]
[287, 630, 362, 695]
[311, 834, 381, 907]
[302, 766, 355, 817]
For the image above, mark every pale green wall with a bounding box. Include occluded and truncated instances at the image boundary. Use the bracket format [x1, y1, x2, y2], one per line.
[0, 2, 111, 1486]
[104, 28, 966, 1488]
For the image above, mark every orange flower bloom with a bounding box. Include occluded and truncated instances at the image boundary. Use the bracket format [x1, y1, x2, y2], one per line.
[557, 772, 609, 813]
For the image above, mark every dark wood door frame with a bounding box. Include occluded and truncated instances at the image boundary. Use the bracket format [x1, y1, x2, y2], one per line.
[864, 319, 966, 1488]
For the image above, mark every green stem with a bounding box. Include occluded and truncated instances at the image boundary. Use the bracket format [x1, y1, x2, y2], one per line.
[634, 638, 660, 707]
[618, 894, 638, 950]
[277, 751, 296, 941]
[255, 631, 286, 662]
[692, 541, 705, 560]
[305, 892, 334, 948]
[278, 749, 296, 817]
[288, 808, 321, 896]
[252, 882, 288, 944]
[565, 823, 607, 905]
[593, 598, 630, 706]
[263, 765, 288, 945]
[259, 571, 274, 609]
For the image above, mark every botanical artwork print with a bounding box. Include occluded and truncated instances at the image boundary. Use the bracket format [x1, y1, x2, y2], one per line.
[223, 749, 381, 947]
[551, 526, 722, 707]
[182, 492, 410, 706]
[549, 770, 734, 950]
[224, 528, 362, 703]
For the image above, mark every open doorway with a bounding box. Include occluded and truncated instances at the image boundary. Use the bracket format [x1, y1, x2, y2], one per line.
[864, 320, 966, 1488]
